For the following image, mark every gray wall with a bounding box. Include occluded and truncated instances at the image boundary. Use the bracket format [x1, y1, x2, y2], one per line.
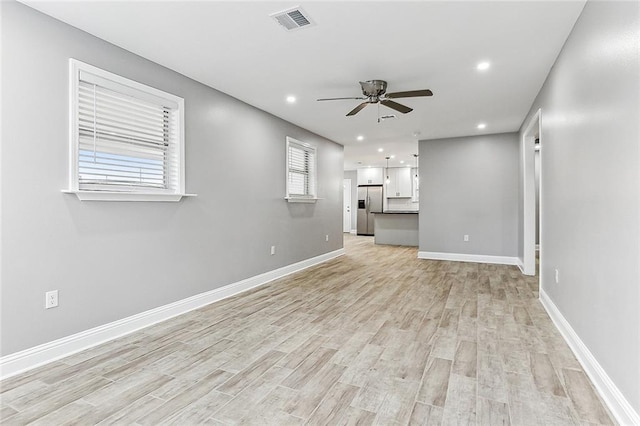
[519, 0, 639, 412]
[0, 2, 343, 356]
[419, 133, 518, 257]
[343, 170, 357, 232]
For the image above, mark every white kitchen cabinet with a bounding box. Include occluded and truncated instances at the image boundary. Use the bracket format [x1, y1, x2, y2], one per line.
[357, 167, 384, 185]
[385, 167, 412, 198]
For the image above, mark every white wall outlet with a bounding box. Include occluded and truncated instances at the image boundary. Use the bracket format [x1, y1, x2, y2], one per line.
[555, 269, 559, 284]
[270, 245, 276, 256]
[325, 234, 329, 242]
[463, 234, 469, 242]
[45, 290, 58, 309]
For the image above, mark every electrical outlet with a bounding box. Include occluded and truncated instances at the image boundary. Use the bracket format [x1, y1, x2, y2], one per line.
[463, 234, 469, 242]
[555, 269, 559, 284]
[45, 290, 58, 309]
[270, 245, 276, 256]
[325, 234, 329, 242]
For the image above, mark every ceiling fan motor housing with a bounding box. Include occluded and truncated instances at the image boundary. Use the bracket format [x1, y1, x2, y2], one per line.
[361, 80, 388, 98]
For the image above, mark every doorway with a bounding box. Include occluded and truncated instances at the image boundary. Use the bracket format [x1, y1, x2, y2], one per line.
[343, 179, 352, 233]
[522, 109, 541, 277]
[535, 138, 541, 257]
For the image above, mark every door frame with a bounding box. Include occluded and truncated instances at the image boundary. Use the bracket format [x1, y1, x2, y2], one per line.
[521, 109, 541, 276]
[343, 179, 352, 233]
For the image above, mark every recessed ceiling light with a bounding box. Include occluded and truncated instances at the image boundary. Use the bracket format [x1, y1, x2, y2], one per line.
[477, 123, 487, 129]
[357, 135, 364, 141]
[477, 61, 490, 71]
[286, 95, 296, 103]
[390, 155, 395, 159]
[400, 160, 405, 164]
[378, 148, 384, 152]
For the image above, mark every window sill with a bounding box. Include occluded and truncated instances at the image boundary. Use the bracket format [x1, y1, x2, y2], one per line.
[62, 190, 197, 202]
[285, 197, 319, 204]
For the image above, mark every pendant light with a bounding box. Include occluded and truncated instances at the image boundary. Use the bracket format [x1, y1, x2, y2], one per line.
[385, 156, 391, 184]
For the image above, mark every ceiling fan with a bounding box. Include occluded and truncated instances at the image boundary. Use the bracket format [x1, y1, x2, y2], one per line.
[317, 80, 433, 117]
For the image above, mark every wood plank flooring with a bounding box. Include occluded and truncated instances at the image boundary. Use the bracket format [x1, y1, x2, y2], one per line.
[0, 236, 614, 425]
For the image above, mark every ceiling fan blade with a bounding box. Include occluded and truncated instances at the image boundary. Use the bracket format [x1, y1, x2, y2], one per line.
[317, 97, 366, 101]
[380, 99, 413, 114]
[346, 102, 369, 116]
[385, 89, 433, 99]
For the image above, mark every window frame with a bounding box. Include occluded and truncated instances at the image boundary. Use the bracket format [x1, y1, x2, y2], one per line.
[65, 59, 194, 202]
[285, 136, 318, 203]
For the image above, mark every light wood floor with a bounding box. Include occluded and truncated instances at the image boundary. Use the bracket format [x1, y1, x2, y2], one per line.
[0, 235, 614, 425]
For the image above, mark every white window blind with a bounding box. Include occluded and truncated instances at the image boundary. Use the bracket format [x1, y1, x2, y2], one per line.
[286, 137, 317, 200]
[68, 59, 186, 200]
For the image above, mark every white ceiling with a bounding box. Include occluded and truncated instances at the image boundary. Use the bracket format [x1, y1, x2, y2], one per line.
[22, 1, 585, 170]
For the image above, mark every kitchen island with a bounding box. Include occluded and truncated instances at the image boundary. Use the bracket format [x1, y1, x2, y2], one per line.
[373, 212, 419, 246]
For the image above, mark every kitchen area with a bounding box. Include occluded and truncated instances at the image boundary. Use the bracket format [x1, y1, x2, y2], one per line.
[349, 160, 419, 247]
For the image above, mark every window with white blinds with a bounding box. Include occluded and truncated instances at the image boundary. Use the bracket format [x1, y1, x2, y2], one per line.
[286, 137, 317, 201]
[68, 59, 186, 201]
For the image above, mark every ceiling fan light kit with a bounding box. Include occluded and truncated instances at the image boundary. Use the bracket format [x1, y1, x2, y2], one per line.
[317, 80, 433, 118]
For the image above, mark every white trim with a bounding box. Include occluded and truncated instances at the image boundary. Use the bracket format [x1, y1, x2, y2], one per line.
[284, 197, 318, 203]
[71, 60, 183, 106]
[539, 290, 640, 426]
[521, 108, 541, 276]
[62, 190, 197, 202]
[517, 259, 525, 273]
[350, 229, 357, 235]
[67, 59, 187, 198]
[417, 251, 518, 266]
[343, 178, 352, 233]
[69, 59, 79, 191]
[0, 248, 345, 380]
[285, 136, 317, 200]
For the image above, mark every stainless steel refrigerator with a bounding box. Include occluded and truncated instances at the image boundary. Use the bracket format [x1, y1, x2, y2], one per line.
[357, 186, 383, 235]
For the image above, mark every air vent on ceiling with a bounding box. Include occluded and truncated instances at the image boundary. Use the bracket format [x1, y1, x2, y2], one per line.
[270, 6, 314, 31]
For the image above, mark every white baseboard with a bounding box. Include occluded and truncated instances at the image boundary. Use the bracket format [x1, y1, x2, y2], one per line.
[0, 248, 345, 380]
[350, 229, 356, 235]
[517, 258, 525, 273]
[539, 289, 640, 425]
[417, 251, 519, 266]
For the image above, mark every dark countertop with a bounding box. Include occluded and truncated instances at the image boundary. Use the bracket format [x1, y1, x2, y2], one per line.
[374, 211, 419, 214]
